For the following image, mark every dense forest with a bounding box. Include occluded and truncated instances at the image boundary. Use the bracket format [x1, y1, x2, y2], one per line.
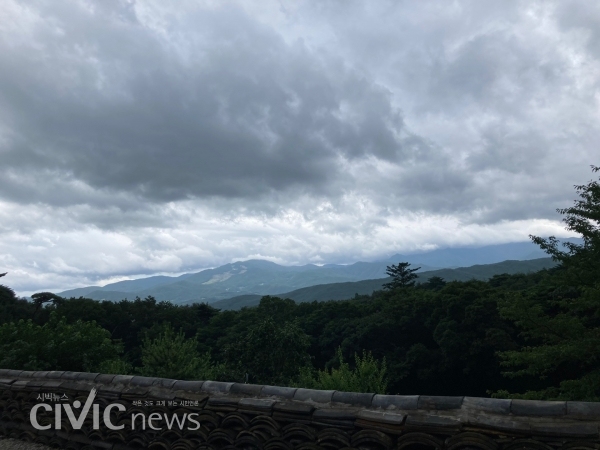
[1, 167, 599, 401]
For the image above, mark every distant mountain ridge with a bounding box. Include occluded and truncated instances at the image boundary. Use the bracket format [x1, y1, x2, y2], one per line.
[56, 239, 578, 304]
[58, 259, 427, 304]
[211, 257, 557, 310]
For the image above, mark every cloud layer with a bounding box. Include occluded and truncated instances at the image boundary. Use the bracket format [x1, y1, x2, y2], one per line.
[0, 0, 597, 294]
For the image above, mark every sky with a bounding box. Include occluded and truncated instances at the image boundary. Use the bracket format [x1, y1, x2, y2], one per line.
[1, 0, 598, 295]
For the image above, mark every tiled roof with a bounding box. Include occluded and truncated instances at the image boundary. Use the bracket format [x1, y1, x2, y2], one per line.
[1, 369, 599, 449]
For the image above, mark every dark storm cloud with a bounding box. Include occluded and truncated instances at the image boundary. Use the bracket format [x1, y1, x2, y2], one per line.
[0, 1, 414, 208]
[2, 0, 596, 227]
[294, 1, 599, 222]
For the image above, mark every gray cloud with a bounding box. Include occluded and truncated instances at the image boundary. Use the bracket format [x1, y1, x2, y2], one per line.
[0, 1, 415, 208]
[296, 1, 599, 220]
[2, 1, 595, 218]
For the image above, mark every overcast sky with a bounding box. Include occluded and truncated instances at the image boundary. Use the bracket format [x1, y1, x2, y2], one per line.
[1, 0, 597, 295]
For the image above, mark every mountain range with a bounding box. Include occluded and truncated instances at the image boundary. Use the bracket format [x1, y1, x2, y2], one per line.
[56, 239, 577, 305]
[210, 257, 557, 310]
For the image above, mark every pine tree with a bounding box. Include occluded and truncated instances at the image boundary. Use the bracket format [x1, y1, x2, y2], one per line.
[383, 262, 420, 289]
[496, 165, 600, 400]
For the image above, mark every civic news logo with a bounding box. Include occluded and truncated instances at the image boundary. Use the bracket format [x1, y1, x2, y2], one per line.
[30, 388, 201, 431]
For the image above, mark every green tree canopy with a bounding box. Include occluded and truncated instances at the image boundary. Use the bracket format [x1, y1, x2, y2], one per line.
[423, 276, 447, 290]
[496, 165, 600, 400]
[0, 273, 35, 324]
[383, 262, 420, 289]
[31, 292, 65, 318]
[0, 312, 121, 372]
[139, 324, 219, 380]
[222, 317, 311, 385]
[298, 347, 388, 394]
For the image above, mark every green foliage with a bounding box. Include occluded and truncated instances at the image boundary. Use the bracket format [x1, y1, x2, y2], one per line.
[38, 296, 219, 368]
[31, 292, 64, 315]
[422, 276, 447, 290]
[98, 358, 134, 375]
[139, 324, 221, 380]
[383, 262, 420, 289]
[530, 165, 600, 284]
[222, 315, 311, 385]
[297, 347, 388, 394]
[0, 312, 121, 372]
[496, 165, 600, 400]
[0, 274, 34, 324]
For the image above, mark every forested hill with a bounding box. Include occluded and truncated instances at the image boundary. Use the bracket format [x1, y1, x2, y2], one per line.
[0, 256, 585, 399]
[211, 257, 556, 310]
